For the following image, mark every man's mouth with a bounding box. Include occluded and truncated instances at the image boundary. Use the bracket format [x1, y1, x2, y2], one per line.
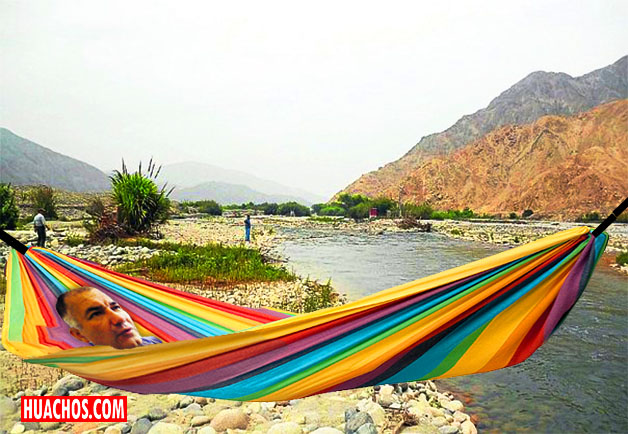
[118, 328, 135, 338]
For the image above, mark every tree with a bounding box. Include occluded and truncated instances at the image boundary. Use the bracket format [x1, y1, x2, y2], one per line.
[278, 201, 311, 217]
[0, 183, 19, 230]
[110, 159, 173, 234]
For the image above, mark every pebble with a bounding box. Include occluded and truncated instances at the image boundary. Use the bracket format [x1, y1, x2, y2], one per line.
[148, 422, 183, 434]
[197, 427, 217, 434]
[130, 418, 153, 434]
[209, 408, 249, 431]
[268, 421, 303, 434]
[147, 407, 167, 421]
[190, 416, 211, 427]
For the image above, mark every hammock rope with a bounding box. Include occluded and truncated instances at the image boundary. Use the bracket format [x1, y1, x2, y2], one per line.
[1, 198, 625, 401]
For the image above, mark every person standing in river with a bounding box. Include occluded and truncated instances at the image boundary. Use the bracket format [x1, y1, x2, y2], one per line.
[244, 214, 251, 242]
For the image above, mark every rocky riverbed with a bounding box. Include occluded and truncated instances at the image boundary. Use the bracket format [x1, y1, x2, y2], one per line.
[0, 220, 478, 434]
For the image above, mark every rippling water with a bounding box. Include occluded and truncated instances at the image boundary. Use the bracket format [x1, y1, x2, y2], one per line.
[276, 228, 628, 433]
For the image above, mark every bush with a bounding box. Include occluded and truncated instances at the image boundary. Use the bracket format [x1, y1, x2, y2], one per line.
[65, 234, 87, 247]
[311, 203, 325, 215]
[0, 183, 19, 230]
[278, 201, 311, 217]
[403, 202, 434, 219]
[29, 185, 58, 219]
[577, 212, 602, 223]
[337, 193, 369, 210]
[347, 202, 370, 220]
[617, 251, 628, 266]
[110, 159, 172, 234]
[196, 200, 222, 216]
[522, 209, 534, 218]
[371, 197, 396, 216]
[259, 202, 279, 215]
[509, 212, 519, 219]
[319, 206, 345, 216]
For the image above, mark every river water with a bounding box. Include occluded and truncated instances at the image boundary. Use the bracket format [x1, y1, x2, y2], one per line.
[276, 228, 628, 433]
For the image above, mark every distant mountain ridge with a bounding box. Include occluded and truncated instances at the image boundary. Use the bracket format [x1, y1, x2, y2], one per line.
[0, 128, 110, 192]
[391, 100, 628, 219]
[159, 162, 325, 205]
[169, 180, 316, 205]
[343, 55, 628, 198]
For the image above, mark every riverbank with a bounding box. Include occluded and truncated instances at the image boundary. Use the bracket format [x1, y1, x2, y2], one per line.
[0, 220, 478, 434]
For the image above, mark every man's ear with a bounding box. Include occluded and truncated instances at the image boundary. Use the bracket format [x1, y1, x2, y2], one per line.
[69, 327, 90, 344]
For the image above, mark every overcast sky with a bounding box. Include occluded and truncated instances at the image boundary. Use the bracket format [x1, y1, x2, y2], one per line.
[1, 0, 627, 198]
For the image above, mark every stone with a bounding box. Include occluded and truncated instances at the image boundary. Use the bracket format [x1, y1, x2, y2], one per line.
[438, 426, 460, 434]
[197, 428, 216, 434]
[453, 411, 468, 423]
[209, 409, 249, 431]
[355, 400, 386, 427]
[443, 400, 464, 413]
[431, 417, 447, 427]
[247, 402, 261, 414]
[346, 411, 374, 434]
[460, 421, 477, 434]
[147, 407, 168, 421]
[131, 418, 153, 434]
[20, 422, 39, 431]
[0, 396, 18, 419]
[52, 375, 86, 396]
[40, 422, 62, 430]
[191, 416, 211, 427]
[267, 422, 303, 434]
[194, 397, 208, 406]
[148, 422, 183, 434]
[310, 429, 343, 434]
[178, 397, 195, 408]
[355, 423, 378, 434]
[344, 408, 359, 422]
[9, 424, 25, 434]
[104, 426, 123, 434]
[184, 403, 203, 415]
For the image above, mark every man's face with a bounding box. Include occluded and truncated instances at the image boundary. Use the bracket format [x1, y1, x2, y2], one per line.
[66, 289, 142, 349]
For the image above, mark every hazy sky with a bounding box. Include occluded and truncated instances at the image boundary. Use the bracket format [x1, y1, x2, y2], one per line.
[2, 1, 627, 198]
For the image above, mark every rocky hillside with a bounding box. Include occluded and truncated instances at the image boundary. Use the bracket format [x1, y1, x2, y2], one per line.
[343, 55, 627, 198]
[389, 100, 628, 220]
[0, 128, 110, 192]
[170, 180, 316, 205]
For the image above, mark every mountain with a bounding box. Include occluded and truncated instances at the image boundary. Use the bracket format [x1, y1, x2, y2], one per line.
[0, 128, 110, 192]
[342, 55, 628, 198]
[390, 100, 628, 219]
[169, 180, 315, 205]
[159, 162, 325, 205]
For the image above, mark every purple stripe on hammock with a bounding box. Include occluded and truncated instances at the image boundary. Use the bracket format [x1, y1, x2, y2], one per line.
[111, 273, 484, 394]
[543, 238, 592, 340]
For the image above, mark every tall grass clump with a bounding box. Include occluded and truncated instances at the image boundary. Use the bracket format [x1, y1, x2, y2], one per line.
[110, 159, 172, 234]
[0, 183, 19, 230]
[116, 242, 295, 286]
[617, 251, 628, 266]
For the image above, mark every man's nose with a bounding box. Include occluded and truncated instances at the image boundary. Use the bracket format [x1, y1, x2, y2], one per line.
[107, 308, 127, 325]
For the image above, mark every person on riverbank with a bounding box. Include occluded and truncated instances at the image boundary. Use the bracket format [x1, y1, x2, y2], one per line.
[33, 208, 49, 247]
[244, 214, 251, 242]
[56, 286, 162, 349]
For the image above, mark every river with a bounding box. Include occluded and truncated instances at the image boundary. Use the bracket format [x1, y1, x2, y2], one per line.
[276, 227, 628, 433]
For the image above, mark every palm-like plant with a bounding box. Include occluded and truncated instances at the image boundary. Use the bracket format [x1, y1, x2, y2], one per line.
[110, 159, 173, 234]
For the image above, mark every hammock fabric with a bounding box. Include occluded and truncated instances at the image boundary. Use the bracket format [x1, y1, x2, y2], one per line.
[2, 226, 608, 401]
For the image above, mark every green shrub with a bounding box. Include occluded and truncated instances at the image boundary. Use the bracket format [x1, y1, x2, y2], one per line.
[319, 206, 345, 216]
[616, 251, 628, 266]
[337, 193, 369, 210]
[371, 197, 396, 216]
[29, 185, 58, 219]
[509, 212, 519, 219]
[0, 183, 19, 230]
[522, 209, 534, 218]
[347, 202, 370, 220]
[65, 234, 87, 247]
[577, 212, 602, 223]
[403, 202, 434, 219]
[278, 201, 311, 217]
[259, 202, 279, 215]
[110, 159, 172, 234]
[195, 200, 222, 215]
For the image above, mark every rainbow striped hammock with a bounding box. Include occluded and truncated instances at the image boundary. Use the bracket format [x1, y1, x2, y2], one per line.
[1, 227, 609, 401]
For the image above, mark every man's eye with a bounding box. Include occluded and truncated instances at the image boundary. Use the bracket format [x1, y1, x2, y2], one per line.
[112, 305, 121, 311]
[88, 311, 102, 320]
